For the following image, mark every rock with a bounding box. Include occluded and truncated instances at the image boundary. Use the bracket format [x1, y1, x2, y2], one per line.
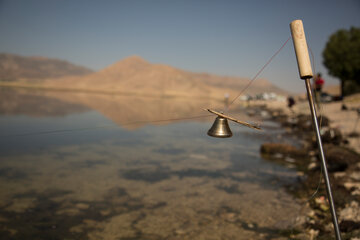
[291, 114, 329, 132]
[247, 223, 254, 229]
[324, 144, 360, 172]
[100, 209, 111, 216]
[246, 110, 256, 117]
[308, 150, 316, 157]
[344, 182, 360, 190]
[298, 120, 312, 131]
[351, 189, 360, 195]
[349, 132, 360, 138]
[334, 172, 346, 178]
[308, 229, 319, 239]
[285, 157, 296, 163]
[308, 219, 316, 224]
[308, 162, 317, 170]
[56, 208, 80, 216]
[339, 201, 360, 222]
[175, 229, 186, 235]
[344, 182, 360, 195]
[294, 215, 307, 226]
[307, 210, 316, 218]
[82, 219, 98, 228]
[260, 110, 269, 118]
[225, 213, 237, 222]
[286, 117, 298, 126]
[324, 222, 334, 232]
[321, 127, 343, 144]
[260, 143, 307, 158]
[340, 220, 360, 232]
[273, 153, 284, 159]
[290, 233, 305, 240]
[70, 225, 84, 233]
[76, 203, 89, 210]
[350, 171, 360, 181]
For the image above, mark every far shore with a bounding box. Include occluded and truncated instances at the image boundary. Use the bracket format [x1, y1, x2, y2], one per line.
[0, 81, 224, 101]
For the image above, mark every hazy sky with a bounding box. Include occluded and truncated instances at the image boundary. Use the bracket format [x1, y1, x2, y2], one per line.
[0, 0, 359, 92]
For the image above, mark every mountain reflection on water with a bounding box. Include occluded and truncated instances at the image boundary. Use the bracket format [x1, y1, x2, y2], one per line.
[0, 88, 303, 240]
[0, 88, 227, 129]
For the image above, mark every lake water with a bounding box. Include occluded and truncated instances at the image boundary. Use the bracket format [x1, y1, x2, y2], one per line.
[0, 89, 303, 240]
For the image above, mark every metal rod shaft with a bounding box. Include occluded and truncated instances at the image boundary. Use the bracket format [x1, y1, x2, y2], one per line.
[305, 78, 342, 240]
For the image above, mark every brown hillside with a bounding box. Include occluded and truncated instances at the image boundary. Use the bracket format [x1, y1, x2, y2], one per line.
[0, 53, 93, 81]
[44, 56, 286, 99]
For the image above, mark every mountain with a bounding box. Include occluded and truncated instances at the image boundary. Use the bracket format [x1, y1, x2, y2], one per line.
[0, 53, 93, 81]
[44, 55, 286, 98]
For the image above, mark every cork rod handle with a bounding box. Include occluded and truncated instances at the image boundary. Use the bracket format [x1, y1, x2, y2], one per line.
[290, 20, 313, 79]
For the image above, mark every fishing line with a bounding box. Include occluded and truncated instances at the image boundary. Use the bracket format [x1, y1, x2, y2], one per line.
[0, 114, 212, 138]
[307, 166, 323, 202]
[309, 47, 324, 129]
[227, 36, 291, 108]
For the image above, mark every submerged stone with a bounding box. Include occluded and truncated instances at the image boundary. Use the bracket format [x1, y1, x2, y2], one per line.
[260, 143, 307, 159]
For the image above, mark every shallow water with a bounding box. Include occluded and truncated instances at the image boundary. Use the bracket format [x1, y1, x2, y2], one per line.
[0, 89, 302, 239]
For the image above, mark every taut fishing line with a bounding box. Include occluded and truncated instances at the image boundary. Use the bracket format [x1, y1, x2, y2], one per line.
[227, 36, 291, 108]
[0, 114, 212, 138]
[221, 36, 292, 129]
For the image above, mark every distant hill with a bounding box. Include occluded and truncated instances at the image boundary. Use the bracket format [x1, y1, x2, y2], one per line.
[0, 53, 93, 81]
[43, 56, 286, 98]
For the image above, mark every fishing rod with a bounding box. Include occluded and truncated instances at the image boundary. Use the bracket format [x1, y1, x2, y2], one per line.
[290, 19, 342, 240]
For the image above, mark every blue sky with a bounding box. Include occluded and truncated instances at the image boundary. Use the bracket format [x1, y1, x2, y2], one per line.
[0, 0, 359, 92]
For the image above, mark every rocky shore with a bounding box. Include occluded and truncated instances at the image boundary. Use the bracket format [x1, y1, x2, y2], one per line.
[253, 95, 360, 239]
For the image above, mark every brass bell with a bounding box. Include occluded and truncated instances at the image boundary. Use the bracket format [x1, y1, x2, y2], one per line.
[207, 116, 233, 138]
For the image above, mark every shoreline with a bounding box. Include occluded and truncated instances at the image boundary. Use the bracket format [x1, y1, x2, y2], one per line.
[258, 95, 360, 154]
[254, 96, 360, 239]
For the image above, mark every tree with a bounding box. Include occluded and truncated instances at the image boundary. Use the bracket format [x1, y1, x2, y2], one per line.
[322, 27, 360, 96]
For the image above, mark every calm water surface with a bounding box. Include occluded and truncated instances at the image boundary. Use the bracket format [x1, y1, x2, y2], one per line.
[0, 89, 302, 240]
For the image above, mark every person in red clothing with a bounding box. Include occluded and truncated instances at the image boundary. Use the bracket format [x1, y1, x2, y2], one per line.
[314, 73, 325, 106]
[315, 73, 325, 92]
